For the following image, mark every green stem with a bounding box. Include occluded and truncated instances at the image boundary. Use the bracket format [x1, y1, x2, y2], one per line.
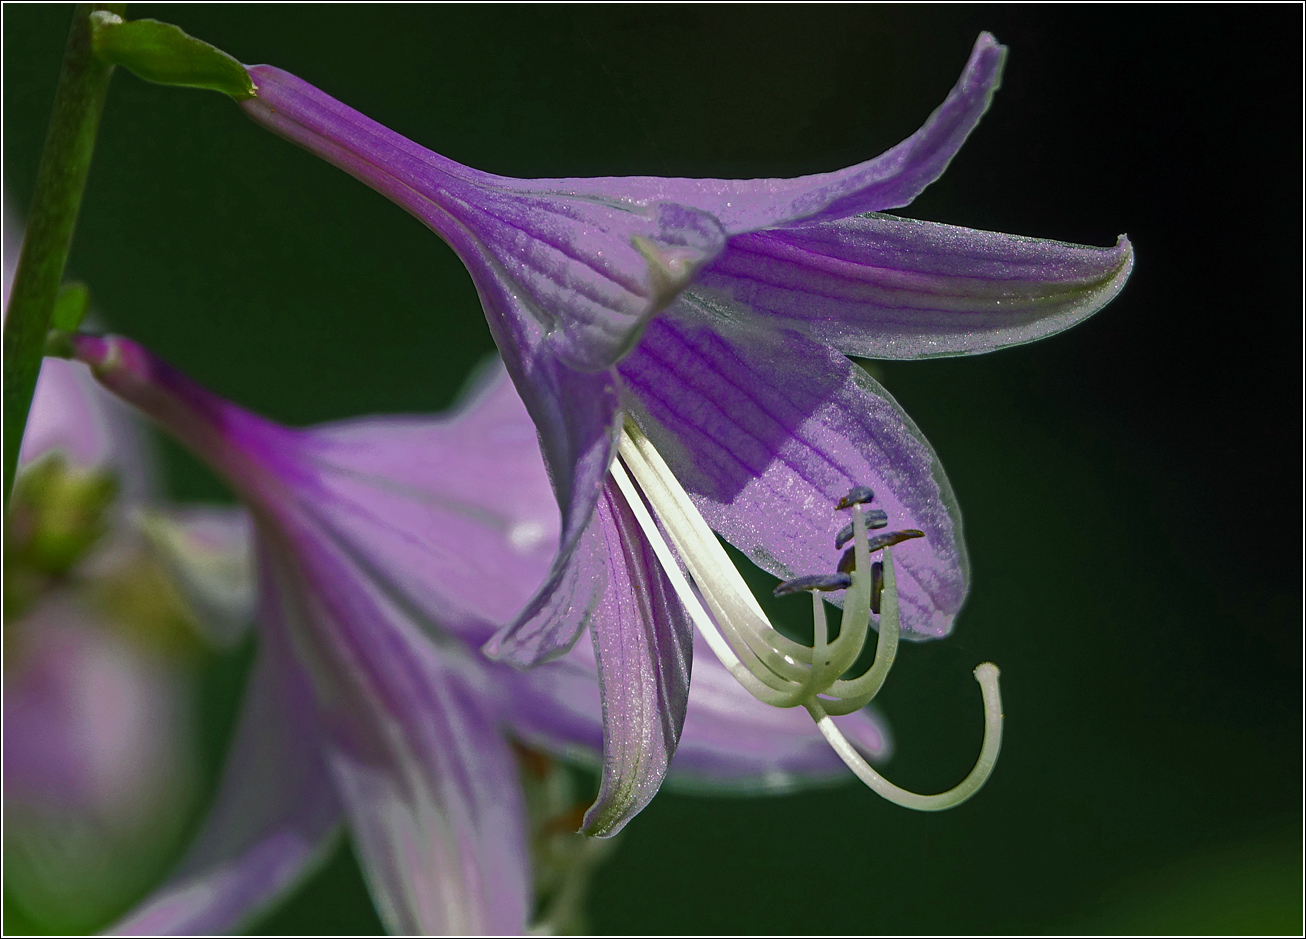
[3, 3, 123, 505]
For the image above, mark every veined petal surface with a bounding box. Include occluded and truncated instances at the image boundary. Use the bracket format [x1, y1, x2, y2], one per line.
[105, 632, 339, 936]
[699, 214, 1134, 359]
[291, 362, 560, 648]
[244, 66, 727, 373]
[262, 529, 531, 935]
[581, 481, 693, 837]
[70, 336, 535, 933]
[618, 298, 967, 638]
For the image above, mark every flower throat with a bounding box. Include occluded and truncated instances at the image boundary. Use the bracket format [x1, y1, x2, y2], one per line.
[610, 419, 1003, 811]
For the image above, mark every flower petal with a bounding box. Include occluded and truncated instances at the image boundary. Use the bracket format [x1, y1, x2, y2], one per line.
[580, 479, 693, 838]
[469, 284, 621, 667]
[501, 625, 890, 795]
[72, 334, 536, 932]
[243, 66, 727, 372]
[287, 361, 560, 649]
[68, 332, 609, 668]
[670, 631, 891, 793]
[699, 214, 1134, 359]
[262, 529, 532, 934]
[523, 32, 1006, 233]
[105, 633, 340, 936]
[617, 299, 967, 638]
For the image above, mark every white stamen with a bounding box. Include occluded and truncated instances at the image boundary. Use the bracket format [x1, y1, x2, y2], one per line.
[609, 420, 1004, 810]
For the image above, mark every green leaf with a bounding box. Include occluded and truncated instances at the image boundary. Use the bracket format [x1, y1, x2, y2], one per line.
[90, 13, 256, 100]
[50, 281, 90, 331]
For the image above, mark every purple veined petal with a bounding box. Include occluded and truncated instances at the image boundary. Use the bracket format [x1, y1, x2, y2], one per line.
[617, 298, 967, 639]
[137, 505, 255, 650]
[261, 528, 531, 935]
[581, 479, 693, 838]
[242, 66, 728, 372]
[65, 334, 310, 508]
[105, 626, 340, 936]
[466, 269, 622, 667]
[360, 214, 621, 666]
[524, 33, 1006, 233]
[287, 360, 561, 649]
[670, 630, 891, 793]
[66, 331, 591, 666]
[699, 213, 1134, 359]
[72, 334, 535, 932]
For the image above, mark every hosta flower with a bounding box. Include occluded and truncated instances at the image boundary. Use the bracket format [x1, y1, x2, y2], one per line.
[233, 30, 1126, 831]
[63, 333, 892, 934]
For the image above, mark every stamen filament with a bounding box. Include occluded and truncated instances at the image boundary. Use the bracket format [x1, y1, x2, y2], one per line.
[619, 424, 829, 666]
[819, 545, 901, 715]
[819, 504, 873, 685]
[806, 663, 1004, 811]
[607, 457, 799, 706]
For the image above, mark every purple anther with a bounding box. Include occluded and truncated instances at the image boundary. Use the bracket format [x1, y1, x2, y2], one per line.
[870, 561, 884, 615]
[834, 509, 890, 548]
[773, 572, 854, 598]
[837, 529, 926, 573]
[835, 486, 875, 510]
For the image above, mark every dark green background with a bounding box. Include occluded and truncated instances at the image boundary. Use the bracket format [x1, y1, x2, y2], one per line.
[5, 5, 1301, 935]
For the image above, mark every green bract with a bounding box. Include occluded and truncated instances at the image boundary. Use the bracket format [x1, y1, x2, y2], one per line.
[90, 12, 255, 100]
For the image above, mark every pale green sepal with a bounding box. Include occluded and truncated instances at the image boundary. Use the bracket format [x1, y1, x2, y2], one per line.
[90, 12, 256, 100]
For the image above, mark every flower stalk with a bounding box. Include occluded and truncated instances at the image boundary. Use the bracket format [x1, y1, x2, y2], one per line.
[3, 3, 122, 505]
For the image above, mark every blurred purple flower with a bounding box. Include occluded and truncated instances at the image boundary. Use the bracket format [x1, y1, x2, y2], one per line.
[236, 31, 1121, 833]
[67, 334, 890, 934]
[3, 214, 213, 932]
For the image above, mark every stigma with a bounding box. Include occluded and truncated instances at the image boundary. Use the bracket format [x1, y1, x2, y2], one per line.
[609, 419, 1004, 812]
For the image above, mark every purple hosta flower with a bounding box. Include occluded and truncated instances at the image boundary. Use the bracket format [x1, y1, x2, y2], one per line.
[64, 334, 891, 935]
[235, 31, 1121, 830]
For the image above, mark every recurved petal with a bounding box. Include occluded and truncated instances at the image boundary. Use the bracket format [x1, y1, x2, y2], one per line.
[105, 632, 340, 936]
[670, 631, 891, 792]
[528, 32, 1005, 233]
[618, 299, 967, 639]
[581, 479, 693, 838]
[262, 529, 532, 935]
[700, 213, 1134, 359]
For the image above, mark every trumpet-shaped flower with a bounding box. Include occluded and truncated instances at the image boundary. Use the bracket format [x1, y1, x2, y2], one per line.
[63, 333, 892, 934]
[234, 31, 1127, 832]
[240, 31, 1130, 656]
